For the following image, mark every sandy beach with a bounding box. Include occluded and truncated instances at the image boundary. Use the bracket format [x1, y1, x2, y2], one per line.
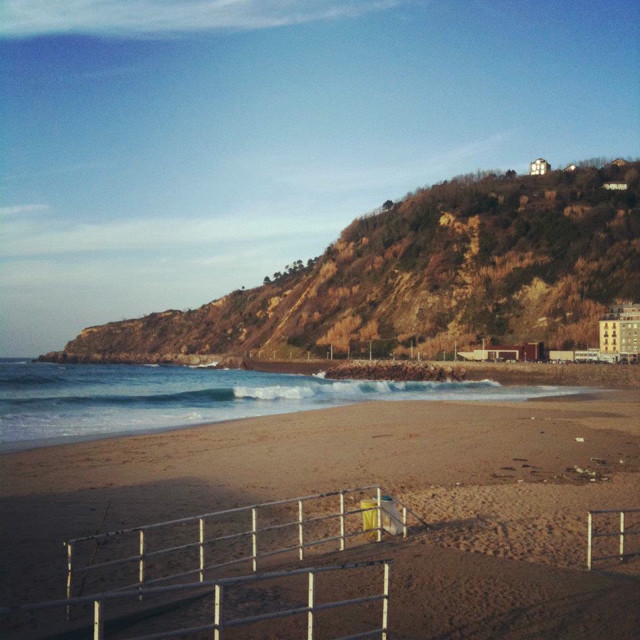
[1, 388, 639, 639]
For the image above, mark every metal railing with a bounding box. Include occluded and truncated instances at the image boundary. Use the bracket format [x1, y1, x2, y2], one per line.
[64, 486, 420, 609]
[2, 559, 392, 640]
[587, 508, 640, 570]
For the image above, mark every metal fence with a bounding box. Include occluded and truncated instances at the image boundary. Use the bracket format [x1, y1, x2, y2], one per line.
[2, 559, 392, 640]
[64, 486, 419, 609]
[587, 508, 640, 570]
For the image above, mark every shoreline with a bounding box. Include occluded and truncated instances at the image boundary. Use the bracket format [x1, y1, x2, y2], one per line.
[0, 387, 626, 458]
[1, 379, 606, 455]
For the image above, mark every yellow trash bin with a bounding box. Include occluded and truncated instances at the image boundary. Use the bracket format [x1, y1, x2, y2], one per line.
[360, 499, 379, 536]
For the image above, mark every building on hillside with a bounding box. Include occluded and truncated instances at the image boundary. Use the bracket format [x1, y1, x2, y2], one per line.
[599, 303, 640, 362]
[603, 181, 628, 190]
[565, 163, 578, 172]
[530, 158, 551, 176]
[458, 342, 544, 362]
[611, 158, 629, 167]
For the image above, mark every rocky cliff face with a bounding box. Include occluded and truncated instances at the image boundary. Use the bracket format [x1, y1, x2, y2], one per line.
[41, 162, 640, 364]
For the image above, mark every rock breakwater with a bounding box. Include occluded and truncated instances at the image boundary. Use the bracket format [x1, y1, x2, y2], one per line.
[324, 360, 466, 382]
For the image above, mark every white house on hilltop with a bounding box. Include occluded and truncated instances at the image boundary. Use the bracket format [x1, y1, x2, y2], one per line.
[530, 158, 551, 175]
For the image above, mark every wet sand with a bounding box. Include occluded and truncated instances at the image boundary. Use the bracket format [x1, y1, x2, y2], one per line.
[1, 390, 639, 638]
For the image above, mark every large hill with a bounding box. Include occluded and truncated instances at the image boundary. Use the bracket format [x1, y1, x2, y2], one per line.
[41, 160, 640, 364]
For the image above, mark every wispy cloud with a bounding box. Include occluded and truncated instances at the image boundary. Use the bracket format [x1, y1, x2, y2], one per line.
[1, 0, 406, 38]
[0, 211, 340, 258]
[264, 132, 513, 194]
[0, 204, 49, 216]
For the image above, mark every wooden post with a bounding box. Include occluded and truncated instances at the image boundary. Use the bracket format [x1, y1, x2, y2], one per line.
[65, 542, 73, 620]
[587, 512, 592, 570]
[93, 600, 103, 640]
[307, 570, 315, 640]
[339, 492, 345, 551]
[199, 518, 205, 582]
[214, 583, 222, 640]
[381, 562, 390, 640]
[138, 529, 145, 600]
[298, 500, 304, 561]
[620, 511, 625, 562]
[402, 506, 407, 539]
[376, 488, 382, 542]
[251, 508, 258, 572]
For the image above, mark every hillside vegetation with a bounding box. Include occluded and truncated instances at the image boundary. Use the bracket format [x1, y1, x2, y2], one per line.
[42, 160, 640, 363]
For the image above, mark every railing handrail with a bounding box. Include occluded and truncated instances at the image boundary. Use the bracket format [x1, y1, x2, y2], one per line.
[0, 559, 391, 615]
[66, 484, 380, 543]
[587, 508, 639, 570]
[3, 560, 392, 640]
[57, 485, 422, 617]
[588, 508, 640, 515]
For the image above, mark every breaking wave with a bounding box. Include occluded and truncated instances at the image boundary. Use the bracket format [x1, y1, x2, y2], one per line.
[0, 361, 591, 449]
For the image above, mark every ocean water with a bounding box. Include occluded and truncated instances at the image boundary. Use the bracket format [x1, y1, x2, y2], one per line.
[0, 358, 589, 451]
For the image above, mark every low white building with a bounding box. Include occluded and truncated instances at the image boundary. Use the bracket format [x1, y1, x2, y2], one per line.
[548, 350, 575, 362]
[574, 349, 600, 362]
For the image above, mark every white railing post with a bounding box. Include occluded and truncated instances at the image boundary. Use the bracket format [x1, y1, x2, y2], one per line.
[65, 542, 73, 620]
[376, 487, 382, 542]
[251, 508, 258, 572]
[339, 492, 345, 551]
[93, 600, 103, 640]
[307, 570, 315, 640]
[402, 506, 407, 539]
[138, 529, 145, 599]
[214, 583, 223, 640]
[382, 561, 390, 640]
[587, 512, 592, 570]
[199, 518, 205, 582]
[620, 511, 625, 562]
[298, 500, 304, 561]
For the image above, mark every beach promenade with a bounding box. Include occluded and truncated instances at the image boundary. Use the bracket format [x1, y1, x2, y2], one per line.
[1, 378, 639, 638]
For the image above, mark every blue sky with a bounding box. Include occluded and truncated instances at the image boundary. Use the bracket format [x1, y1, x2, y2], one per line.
[1, 0, 639, 357]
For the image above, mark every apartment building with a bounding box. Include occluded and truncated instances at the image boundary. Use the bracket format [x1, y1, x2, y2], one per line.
[599, 303, 640, 361]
